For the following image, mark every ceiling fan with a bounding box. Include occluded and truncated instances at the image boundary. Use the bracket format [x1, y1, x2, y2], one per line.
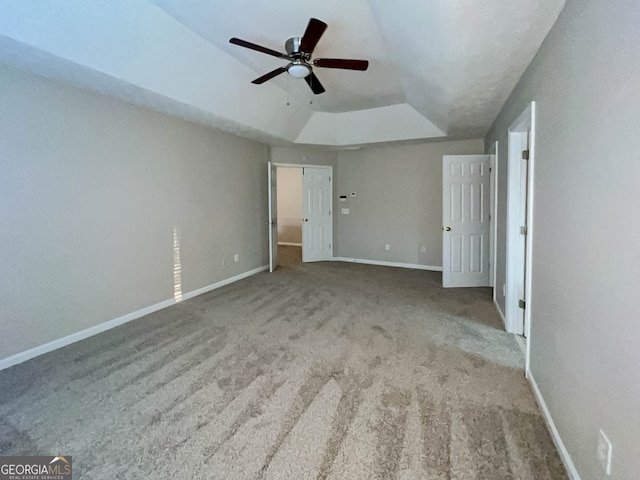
[229, 18, 369, 95]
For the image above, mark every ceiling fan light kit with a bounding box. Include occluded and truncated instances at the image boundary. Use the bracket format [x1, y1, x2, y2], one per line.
[287, 62, 311, 78]
[229, 18, 369, 94]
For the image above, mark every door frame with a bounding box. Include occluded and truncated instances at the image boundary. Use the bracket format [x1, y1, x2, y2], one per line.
[270, 162, 333, 268]
[488, 141, 499, 293]
[505, 101, 536, 373]
[268, 161, 278, 272]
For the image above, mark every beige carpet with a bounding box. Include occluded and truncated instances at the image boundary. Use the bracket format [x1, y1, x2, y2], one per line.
[0, 261, 566, 479]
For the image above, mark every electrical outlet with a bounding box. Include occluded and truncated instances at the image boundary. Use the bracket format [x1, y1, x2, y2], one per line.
[420, 245, 427, 254]
[597, 429, 612, 476]
[234, 254, 240, 263]
[384, 244, 390, 251]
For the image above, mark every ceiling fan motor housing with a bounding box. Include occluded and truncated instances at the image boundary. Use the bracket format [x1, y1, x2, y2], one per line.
[285, 37, 310, 60]
[285, 37, 312, 78]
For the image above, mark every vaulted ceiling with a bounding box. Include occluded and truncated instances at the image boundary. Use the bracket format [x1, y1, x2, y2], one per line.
[0, 0, 565, 147]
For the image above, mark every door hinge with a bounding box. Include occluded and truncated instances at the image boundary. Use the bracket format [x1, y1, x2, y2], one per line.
[520, 225, 527, 235]
[522, 149, 530, 160]
[518, 299, 526, 309]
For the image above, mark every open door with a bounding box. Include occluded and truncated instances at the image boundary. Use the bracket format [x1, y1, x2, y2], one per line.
[505, 102, 536, 344]
[302, 166, 333, 262]
[267, 161, 278, 272]
[516, 131, 530, 335]
[442, 155, 491, 287]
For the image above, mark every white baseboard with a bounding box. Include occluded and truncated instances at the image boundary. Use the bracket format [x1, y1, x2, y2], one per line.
[0, 298, 174, 372]
[181, 265, 268, 302]
[332, 257, 442, 272]
[527, 370, 581, 480]
[0, 265, 269, 372]
[278, 242, 302, 247]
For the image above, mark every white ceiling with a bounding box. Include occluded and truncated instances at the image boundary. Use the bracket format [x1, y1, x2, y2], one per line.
[0, 0, 565, 147]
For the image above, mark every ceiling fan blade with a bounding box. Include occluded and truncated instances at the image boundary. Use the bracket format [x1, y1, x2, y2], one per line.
[314, 58, 369, 71]
[299, 18, 327, 54]
[304, 72, 326, 95]
[229, 37, 286, 59]
[252, 66, 288, 84]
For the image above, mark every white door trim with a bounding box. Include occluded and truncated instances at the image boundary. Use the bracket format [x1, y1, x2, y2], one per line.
[488, 141, 500, 308]
[267, 161, 278, 272]
[273, 163, 329, 169]
[269, 162, 334, 266]
[505, 101, 536, 374]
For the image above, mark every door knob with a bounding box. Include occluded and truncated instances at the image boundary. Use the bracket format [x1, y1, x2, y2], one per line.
[443, 226, 451, 231]
[304, 218, 309, 222]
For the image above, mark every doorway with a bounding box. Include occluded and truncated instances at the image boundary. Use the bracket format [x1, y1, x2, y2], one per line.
[276, 167, 303, 266]
[505, 102, 536, 373]
[268, 162, 333, 271]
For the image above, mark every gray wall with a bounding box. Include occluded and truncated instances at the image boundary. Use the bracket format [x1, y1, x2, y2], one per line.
[0, 64, 269, 360]
[276, 167, 302, 244]
[335, 139, 484, 266]
[485, 1, 640, 478]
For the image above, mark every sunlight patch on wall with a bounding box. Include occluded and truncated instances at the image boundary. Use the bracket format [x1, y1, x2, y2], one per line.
[173, 226, 183, 302]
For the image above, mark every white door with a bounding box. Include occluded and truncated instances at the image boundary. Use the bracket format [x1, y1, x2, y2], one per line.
[302, 166, 333, 262]
[442, 155, 491, 287]
[516, 131, 530, 334]
[267, 161, 278, 272]
[506, 103, 536, 337]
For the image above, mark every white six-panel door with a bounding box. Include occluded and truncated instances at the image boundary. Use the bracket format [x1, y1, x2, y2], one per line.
[302, 167, 332, 262]
[442, 155, 491, 287]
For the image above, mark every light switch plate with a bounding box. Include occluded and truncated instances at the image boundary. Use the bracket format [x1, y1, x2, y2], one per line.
[341, 208, 349, 215]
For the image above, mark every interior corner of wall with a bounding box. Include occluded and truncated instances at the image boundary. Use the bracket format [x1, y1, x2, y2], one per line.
[293, 111, 338, 146]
